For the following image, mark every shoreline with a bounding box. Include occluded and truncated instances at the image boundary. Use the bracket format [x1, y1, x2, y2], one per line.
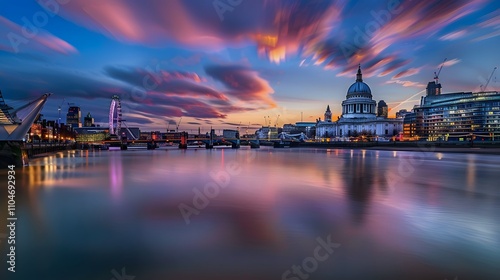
[297, 142, 500, 155]
[21, 143, 500, 162]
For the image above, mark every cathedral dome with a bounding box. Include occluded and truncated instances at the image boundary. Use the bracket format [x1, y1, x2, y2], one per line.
[347, 65, 371, 98]
[340, 65, 377, 119]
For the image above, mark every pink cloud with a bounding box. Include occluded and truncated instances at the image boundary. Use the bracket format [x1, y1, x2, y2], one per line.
[0, 15, 77, 54]
[55, 0, 346, 64]
[48, 0, 488, 78]
[205, 65, 276, 108]
[441, 58, 461, 68]
[393, 68, 422, 79]
[386, 79, 425, 88]
[439, 30, 468, 41]
[316, 0, 487, 78]
[478, 10, 500, 29]
[472, 29, 500, 42]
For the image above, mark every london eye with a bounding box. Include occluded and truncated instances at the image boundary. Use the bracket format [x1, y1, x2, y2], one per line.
[109, 95, 122, 136]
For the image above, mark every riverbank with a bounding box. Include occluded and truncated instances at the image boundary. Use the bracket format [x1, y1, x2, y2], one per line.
[299, 141, 500, 155]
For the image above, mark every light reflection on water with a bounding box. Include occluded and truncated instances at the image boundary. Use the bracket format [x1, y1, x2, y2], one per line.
[2, 147, 500, 280]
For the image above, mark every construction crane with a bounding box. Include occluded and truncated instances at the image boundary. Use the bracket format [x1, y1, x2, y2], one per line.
[480, 67, 497, 92]
[176, 117, 182, 132]
[274, 115, 280, 127]
[434, 58, 447, 85]
[57, 97, 65, 124]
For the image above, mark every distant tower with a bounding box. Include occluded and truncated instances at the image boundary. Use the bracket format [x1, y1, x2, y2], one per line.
[83, 112, 94, 127]
[377, 100, 388, 118]
[324, 105, 332, 122]
[66, 105, 81, 128]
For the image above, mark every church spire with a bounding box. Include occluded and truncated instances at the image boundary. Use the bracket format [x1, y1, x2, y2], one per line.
[324, 104, 332, 122]
[356, 64, 363, 82]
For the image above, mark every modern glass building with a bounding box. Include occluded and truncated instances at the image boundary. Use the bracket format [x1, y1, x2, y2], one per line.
[403, 90, 500, 141]
[66, 106, 82, 128]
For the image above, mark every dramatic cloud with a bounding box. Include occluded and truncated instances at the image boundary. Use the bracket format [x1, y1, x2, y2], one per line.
[314, 0, 487, 76]
[393, 68, 422, 79]
[0, 16, 77, 54]
[439, 30, 468, 41]
[105, 66, 228, 102]
[205, 65, 276, 108]
[103, 64, 276, 116]
[53, 0, 344, 64]
[386, 80, 425, 88]
[478, 10, 500, 28]
[47, 0, 489, 79]
[441, 58, 461, 68]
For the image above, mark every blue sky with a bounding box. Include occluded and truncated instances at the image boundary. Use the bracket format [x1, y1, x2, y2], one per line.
[1, 0, 499, 131]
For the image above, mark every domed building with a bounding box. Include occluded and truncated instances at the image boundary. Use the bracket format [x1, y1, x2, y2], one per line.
[316, 65, 403, 140]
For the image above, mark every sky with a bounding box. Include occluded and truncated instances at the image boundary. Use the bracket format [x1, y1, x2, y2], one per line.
[0, 0, 499, 132]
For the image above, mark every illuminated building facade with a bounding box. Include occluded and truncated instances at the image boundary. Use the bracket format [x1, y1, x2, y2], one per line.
[316, 65, 403, 140]
[66, 106, 81, 128]
[404, 90, 500, 141]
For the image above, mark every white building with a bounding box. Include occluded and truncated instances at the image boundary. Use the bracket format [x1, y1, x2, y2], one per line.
[316, 65, 403, 140]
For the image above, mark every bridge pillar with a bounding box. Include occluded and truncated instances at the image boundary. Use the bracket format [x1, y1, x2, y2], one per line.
[179, 132, 188, 149]
[250, 140, 260, 149]
[0, 141, 29, 167]
[147, 141, 156, 150]
[231, 140, 240, 149]
[205, 143, 213, 149]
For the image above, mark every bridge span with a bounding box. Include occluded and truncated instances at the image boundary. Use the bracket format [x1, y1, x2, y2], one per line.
[101, 133, 301, 150]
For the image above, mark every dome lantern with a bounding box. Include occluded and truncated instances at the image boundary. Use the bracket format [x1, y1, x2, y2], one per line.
[346, 65, 372, 98]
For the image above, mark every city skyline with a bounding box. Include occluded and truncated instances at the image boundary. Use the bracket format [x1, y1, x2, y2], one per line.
[1, 0, 499, 130]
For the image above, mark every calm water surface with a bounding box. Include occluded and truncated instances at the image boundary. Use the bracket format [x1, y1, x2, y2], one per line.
[1, 147, 499, 280]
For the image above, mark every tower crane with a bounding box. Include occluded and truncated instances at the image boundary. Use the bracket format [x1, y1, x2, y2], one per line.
[274, 115, 280, 127]
[480, 67, 497, 92]
[176, 117, 182, 132]
[434, 58, 447, 85]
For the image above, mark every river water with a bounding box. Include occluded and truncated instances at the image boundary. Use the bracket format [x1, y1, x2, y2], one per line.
[1, 147, 499, 280]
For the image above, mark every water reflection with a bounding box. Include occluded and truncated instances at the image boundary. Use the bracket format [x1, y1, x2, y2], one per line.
[6, 148, 500, 280]
[343, 150, 374, 224]
[109, 152, 123, 201]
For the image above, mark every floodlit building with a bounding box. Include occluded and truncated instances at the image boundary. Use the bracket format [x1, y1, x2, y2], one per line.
[403, 90, 500, 141]
[83, 112, 95, 127]
[316, 65, 403, 140]
[66, 106, 81, 128]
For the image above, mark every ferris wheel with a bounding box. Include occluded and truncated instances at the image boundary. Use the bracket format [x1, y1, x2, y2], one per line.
[109, 95, 122, 136]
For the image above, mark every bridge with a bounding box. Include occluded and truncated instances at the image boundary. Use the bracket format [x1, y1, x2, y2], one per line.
[101, 95, 306, 150]
[1, 91, 52, 166]
[102, 134, 304, 150]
